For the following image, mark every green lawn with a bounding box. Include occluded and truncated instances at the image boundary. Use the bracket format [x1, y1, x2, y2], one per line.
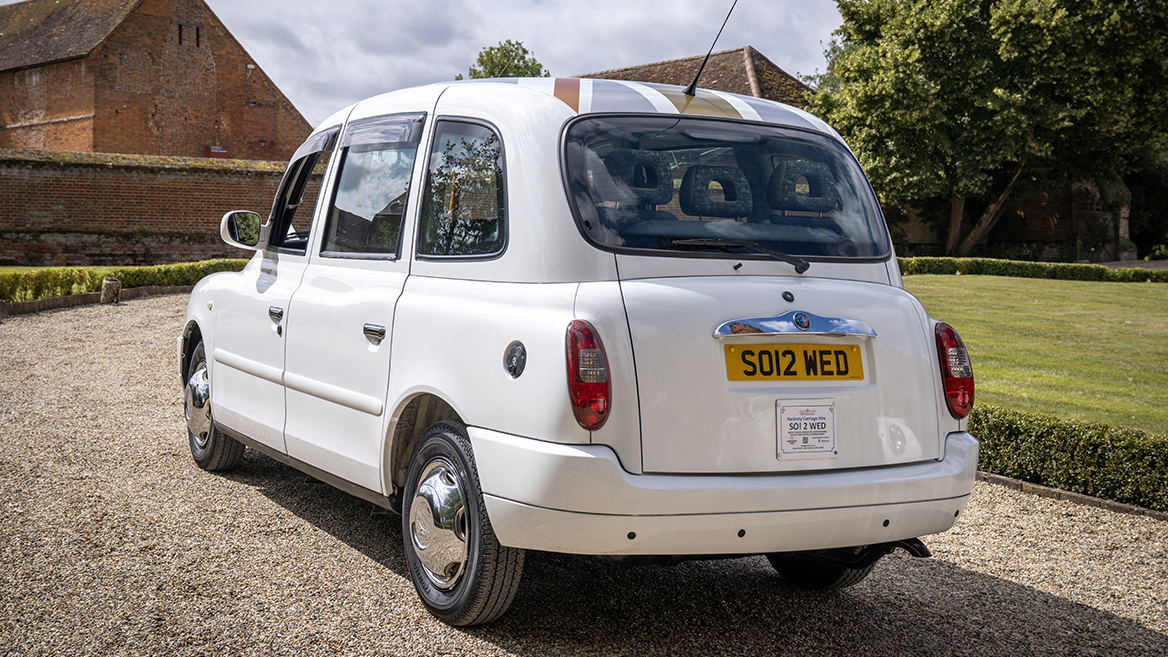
[904, 275, 1168, 435]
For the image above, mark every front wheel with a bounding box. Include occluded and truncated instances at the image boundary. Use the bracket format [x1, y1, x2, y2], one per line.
[184, 341, 244, 471]
[401, 422, 524, 626]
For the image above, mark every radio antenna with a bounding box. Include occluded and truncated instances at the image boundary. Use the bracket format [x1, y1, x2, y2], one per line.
[683, 0, 740, 97]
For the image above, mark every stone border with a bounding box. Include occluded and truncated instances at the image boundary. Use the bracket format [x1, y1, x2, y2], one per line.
[0, 285, 193, 319]
[977, 471, 1168, 522]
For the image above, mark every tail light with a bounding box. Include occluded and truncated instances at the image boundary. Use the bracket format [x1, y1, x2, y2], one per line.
[566, 320, 610, 431]
[935, 322, 974, 419]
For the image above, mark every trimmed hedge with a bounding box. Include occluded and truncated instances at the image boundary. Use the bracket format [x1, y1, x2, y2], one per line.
[898, 257, 1168, 283]
[0, 259, 248, 303]
[970, 405, 1168, 513]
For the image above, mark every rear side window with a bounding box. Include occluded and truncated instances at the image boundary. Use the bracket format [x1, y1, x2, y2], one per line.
[417, 120, 506, 258]
[322, 114, 425, 258]
[563, 116, 889, 260]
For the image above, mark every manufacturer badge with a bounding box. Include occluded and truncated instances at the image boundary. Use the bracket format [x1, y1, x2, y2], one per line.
[793, 312, 811, 331]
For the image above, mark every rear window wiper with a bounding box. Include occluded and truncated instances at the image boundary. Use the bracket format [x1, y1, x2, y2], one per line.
[665, 238, 811, 274]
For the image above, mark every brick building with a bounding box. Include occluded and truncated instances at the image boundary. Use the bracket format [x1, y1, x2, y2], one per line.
[0, 0, 310, 160]
[578, 46, 814, 108]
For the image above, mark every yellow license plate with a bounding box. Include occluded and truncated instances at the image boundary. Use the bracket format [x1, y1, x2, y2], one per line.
[724, 344, 864, 382]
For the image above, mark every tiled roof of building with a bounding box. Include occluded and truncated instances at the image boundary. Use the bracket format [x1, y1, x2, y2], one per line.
[578, 45, 814, 108]
[0, 0, 142, 72]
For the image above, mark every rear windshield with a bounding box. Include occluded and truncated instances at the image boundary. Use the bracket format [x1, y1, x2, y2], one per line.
[563, 116, 890, 260]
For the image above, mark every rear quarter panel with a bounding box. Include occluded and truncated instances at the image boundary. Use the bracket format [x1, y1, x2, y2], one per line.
[387, 276, 589, 444]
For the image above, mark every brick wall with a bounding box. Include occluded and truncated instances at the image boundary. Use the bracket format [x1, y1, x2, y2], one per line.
[0, 148, 289, 266]
[0, 59, 97, 151]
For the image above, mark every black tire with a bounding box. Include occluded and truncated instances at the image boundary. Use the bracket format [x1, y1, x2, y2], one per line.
[184, 341, 244, 471]
[767, 552, 878, 590]
[401, 421, 524, 626]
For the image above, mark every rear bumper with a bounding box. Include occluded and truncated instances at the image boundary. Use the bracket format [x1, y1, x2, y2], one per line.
[470, 428, 977, 555]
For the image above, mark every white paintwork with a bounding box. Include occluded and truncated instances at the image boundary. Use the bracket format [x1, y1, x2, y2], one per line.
[283, 260, 406, 492]
[281, 91, 433, 492]
[572, 281, 643, 472]
[180, 78, 978, 561]
[213, 347, 283, 385]
[620, 276, 942, 473]
[470, 427, 977, 516]
[206, 252, 306, 452]
[484, 496, 969, 555]
[388, 276, 587, 444]
[473, 428, 975, 555]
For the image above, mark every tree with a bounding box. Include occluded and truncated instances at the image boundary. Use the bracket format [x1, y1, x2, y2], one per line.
[810, 0, 1167, 256]
[456, 40, 550, 80]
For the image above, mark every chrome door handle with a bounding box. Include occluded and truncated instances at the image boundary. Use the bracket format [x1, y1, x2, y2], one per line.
[268, 306, 284, 322]
[363, 324, 386, 342]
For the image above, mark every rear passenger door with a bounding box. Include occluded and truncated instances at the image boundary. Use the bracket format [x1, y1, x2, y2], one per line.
[282, 113, 426, 492]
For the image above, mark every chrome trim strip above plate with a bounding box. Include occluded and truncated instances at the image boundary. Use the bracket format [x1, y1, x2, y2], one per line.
[714, 311, 877, 338]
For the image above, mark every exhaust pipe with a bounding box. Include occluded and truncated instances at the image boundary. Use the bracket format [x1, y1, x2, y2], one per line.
[783, 537, 932, 571]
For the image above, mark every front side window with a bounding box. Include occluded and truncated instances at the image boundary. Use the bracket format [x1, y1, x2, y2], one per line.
[269, 128, 338, 255]
[321, 114, 425, 257]
[563, 116, 890, 260]
[417, 121, 506, 257]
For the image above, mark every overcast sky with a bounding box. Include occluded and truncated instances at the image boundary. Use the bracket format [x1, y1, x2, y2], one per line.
[206, 0, 843, 126]
[3, 0, 844, 126]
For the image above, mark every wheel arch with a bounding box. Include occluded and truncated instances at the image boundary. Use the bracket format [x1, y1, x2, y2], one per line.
[384, 392, 463, 496]
[180, 320, 203, 385]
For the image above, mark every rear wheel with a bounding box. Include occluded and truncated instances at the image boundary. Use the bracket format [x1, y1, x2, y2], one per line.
[401, 421, 524, 626]
[184, 341, 244, 471]
[767, 552, 878, 590]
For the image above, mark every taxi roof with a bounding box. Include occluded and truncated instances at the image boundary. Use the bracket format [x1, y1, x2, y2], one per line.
[459, 77, 832, 135]
[311, 77, 838, 141]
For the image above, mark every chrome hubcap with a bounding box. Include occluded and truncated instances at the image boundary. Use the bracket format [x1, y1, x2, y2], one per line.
[185, 363, 212, 448]
[409, 459, 468, 589]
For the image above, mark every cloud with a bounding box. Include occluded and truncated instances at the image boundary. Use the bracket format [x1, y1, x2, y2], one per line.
[205, 0, 842, 125]
[0, 0, 842, 126]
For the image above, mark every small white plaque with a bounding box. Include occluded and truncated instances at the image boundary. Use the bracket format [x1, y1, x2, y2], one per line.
[777, 400, 837, 459]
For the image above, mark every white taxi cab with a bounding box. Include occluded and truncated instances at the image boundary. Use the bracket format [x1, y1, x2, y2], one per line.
[179, 78, 978, 626]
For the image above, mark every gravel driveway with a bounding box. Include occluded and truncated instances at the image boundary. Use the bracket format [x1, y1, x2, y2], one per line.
[1, 294, 1166, 656]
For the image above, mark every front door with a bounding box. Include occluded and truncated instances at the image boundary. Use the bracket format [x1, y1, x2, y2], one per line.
[210, 129, 338, 452]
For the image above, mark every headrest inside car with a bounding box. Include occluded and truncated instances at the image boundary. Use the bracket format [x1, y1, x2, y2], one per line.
[679, 166, 753, 218]
[768, 161, 838, 214]
[602, 149, 674, 206]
